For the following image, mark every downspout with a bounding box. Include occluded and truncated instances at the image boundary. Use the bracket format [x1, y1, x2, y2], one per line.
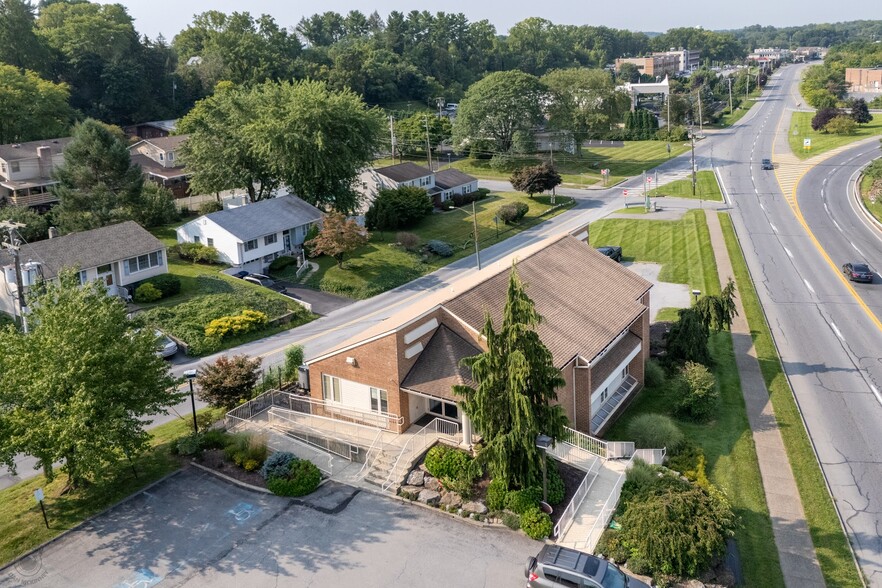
[574, 357, 591, 432]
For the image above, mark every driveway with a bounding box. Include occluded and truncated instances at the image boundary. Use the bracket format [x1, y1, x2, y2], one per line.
[0, 469, 537, 587]
[275, 281, 354, 316]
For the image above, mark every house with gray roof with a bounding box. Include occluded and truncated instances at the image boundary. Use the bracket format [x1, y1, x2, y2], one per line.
[176, 194, 324, 273]
[361, 162, 478, 208]
[0, 221, 168, 318]
[0, 137, 72, 209]
[305, 232, 651, 439]
[129, 135, 191, 198]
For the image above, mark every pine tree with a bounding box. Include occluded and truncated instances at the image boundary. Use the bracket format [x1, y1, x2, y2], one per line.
[454, 265, 568, 489]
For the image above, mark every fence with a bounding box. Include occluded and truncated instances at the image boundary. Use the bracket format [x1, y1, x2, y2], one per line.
[633, 448, 666, 465]
[553, 456, 601, 539]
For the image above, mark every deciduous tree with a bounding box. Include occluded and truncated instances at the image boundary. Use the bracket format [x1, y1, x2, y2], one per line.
[0, 64, 72, 144]
[0, 271, 178, 489]
[454, 266, 568, 489]
[811, 107, 840, 132]
[306, 212, 369, 268]
[196, 354, 262, 409]
[509, 163, 562, 198]
[364, 186, 433, 231]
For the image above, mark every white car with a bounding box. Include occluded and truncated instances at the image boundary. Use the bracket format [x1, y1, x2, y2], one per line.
[155, 330, 178, 358]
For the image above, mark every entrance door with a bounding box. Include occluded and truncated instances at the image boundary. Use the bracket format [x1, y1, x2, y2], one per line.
[96, 264, 114, 286]
[283, 230, 292, 252]
[428, 399, 458, 421]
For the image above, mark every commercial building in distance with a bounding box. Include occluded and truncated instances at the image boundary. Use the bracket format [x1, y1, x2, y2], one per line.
[846, 67, 882, 92]
[615, 49, 700, 78]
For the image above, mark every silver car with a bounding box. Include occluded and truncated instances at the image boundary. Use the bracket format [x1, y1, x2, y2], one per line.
[526, 545, 649, 588]
[155, 330, 178, 359]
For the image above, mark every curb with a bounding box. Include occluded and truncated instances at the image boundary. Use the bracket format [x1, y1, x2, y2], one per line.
[0, 468, 184, 574]
[189, 461, 273, 495]
[851, 171, 882, 232]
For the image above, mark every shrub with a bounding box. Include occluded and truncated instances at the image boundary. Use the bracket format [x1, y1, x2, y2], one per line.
[497, 201, 529, 224]
[176, 242, 219, 264]
[243, 459, 260, 472]
[284, 345, 304, 383]
[501, 511, 521, 530]
[505, 487, 542, 514]
[677, 361, 718, 421]
[811, 107, 840, 131]
[644, 359, 666, 389]
[396, 231, 421, 252]
[486, 477, 508, 511]
[627, 557, 653, 576]
[425, 239, 454, 257]
[596, 529, 630, 563]
[666, 441, 709, 488]
[197, 354, 262, 408]
[199, 200, 223, 215]
[175, 433, 202, 456]
[146, 274, 181, 298]
[134, 282, 162, 303]
[223, 432, 268, 468]
[546, 462, 566, 506]
[301, 224, 320, 257]
[451, 192, 478, 207]
[200, 428, 230, 450]
[619, 459, 660, 509]
[626, 413, 684, 452]
[204, 309, 269, 339]
[825, 115, 857, 135]
[267, 459, 322, 497]
[260, 451, 299, 480]
[365, 186, 433, 231]
[269, 255, 298, 273]
[424, 445, 473, 480]
[489, 153, 518, 172]
[520, 506, 553, 540]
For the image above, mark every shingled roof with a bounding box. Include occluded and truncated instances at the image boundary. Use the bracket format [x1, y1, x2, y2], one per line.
[375, 162, 433, 183]
[434, 168, 476, 190]
[401, 325, 481, 401]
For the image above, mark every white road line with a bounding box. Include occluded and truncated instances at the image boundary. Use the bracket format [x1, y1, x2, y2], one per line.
[852, 243, 865, 256]
[759, 202, 766, 212]
[783, 246, 794, 259]
[770, 222, 779, 233]
[755, 188, 759, 195]
[832, 219, 842, 232]
[824, 202, 830, 213]
[871, 385, 882, 406]
[831, 322, 844, 340]
[803, 278, 815, 294]
[823, 177, 828, 186]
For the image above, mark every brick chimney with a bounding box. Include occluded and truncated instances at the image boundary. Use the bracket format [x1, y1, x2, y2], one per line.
[37, 146, 52, 178]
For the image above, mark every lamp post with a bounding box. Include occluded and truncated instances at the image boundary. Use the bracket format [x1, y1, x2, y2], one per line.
[692, 289, 701, 305]
[535, 434, 553, 504]
[184, 369, 199, 434]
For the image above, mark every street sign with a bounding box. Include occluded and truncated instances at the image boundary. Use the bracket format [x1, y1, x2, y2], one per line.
[803, 138, 812, 150]
[34, 488, 44, 502]
[623, 189, 629, 197]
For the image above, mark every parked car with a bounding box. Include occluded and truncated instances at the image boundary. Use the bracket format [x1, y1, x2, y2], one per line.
[842, 262, 873, 283]
[243, 273, 279, 289]
[230, 270, 249, 279]
[761, 158, 774, 170]
[154, 330, 178, 358]
[526, 545, 650, 588]
[596, 246, 623, 262]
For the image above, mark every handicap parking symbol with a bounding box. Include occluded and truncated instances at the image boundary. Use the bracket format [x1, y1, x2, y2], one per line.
[115, 568, 162, 588]
[227, 502, 261, 524]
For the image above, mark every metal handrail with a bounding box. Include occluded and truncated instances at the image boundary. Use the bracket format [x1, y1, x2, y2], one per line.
[561, 426, 609, 459]
[573, 454, 635, 552]
[553, 456, 601, 539]
[357, 428, 386, 478]
[381, 418, 459, 492]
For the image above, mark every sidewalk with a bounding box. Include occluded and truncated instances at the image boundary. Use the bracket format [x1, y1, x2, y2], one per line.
[704, 209, 825, 588]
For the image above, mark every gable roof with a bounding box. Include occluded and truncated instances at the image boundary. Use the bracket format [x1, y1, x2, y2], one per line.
[434, 168, 477, 190]
[401, 324, 481, 401]
[0, 137, 72, 163]
[443, 236, 651, 366]
[200, 194, 323, 242]
[138, 135, 188, 152]
[131, 154, 189, 179]
[9, 221, 164, 280]
[375, 162, 433, 183]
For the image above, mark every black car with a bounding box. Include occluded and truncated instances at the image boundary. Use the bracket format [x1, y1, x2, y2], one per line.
[231, 270, 250, 279]
[761, 158, 774, 170]
[596, 246, 623, 262]
[843, 262, 873, 283]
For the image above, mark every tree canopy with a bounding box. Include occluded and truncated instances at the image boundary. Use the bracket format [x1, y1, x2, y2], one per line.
[509, 163, 562, 197]
[178, 79, 384, 212]
[306, 211, 369, 268]
[0, 270, 178, 488]
[0, 64, 72, 144]
[454, 265, 568, 489]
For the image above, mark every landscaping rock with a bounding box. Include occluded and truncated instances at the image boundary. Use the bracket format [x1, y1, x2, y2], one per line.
[418, 489, 441, 505]
[423, 476, 442, 491]
[406, 470, 425, 486]
[440, 491, 462, 509]
[462, 500, 488, 515]
[400, 485, 423, 497]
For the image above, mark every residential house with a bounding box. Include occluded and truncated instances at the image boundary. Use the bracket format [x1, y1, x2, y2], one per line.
[175, 194, 324, 273]
[305, 233, 652, 440]
[124, 119, 177, 140]
[0, 221, 168, 318]
[0, 137, 72, 209]
[129, 135, 191, 198]
[363, 162, 478, 207]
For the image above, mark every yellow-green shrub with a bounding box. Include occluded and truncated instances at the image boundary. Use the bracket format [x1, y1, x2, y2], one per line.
[205, 309, 268, 339]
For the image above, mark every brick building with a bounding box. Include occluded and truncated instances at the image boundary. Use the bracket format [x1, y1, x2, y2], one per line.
[305, 233, 652, 441]
[846, 67, 882, 92]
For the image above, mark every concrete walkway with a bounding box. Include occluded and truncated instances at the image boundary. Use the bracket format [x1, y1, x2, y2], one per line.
[704, 209, 825, 588]
[557, 459, 629, 551]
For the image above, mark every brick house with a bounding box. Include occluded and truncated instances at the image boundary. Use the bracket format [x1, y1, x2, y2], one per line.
[305, 234, 651, 441]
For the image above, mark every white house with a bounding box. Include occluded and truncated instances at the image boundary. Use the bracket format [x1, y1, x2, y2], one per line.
[129, 135, 191, 199]
[176, 194, 324, 273]
[0, 221, 168, 319]
[362, 162, 479, 207]
[0, 137, 72, 209]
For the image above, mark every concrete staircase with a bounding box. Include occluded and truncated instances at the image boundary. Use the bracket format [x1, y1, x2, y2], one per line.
[361, 449, 402, 491]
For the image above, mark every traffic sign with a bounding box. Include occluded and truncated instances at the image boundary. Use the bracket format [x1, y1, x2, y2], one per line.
[803, 138, 812, 150]
[623, 189, 629, 197]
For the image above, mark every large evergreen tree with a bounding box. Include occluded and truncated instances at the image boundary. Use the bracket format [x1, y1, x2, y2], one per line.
[454, 266, 568, 489]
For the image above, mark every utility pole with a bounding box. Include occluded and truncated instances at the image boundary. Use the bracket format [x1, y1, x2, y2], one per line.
[728, 77, 733, 114]
[643, 170, 649, 212]
[689, 126, 697, 196]
[424, 116, 432, 171]
[471, 200, 481, 271]
[666, 93, 671, 139]
[435, 97, 445, 119]
[389, 115, 396, 164]
[697, 88, 703, 137]
[1, 221, 28, 332]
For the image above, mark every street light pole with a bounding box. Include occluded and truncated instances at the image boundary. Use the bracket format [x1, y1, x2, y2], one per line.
[690, 125, 697, 197]
[184, 369, 199, 434]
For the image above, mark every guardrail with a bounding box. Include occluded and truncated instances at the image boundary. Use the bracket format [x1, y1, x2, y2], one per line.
[633, 447, 666, 465]
[553, 456, 601, 539]
[560, 427, 636, 460]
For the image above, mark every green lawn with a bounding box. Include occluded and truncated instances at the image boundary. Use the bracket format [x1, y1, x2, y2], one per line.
[305, 192, 574, 299]
[788, 111, 882, 159]
[588, 209, 720, 296]
[718, 213, 863, 587]
[0, 407, 224, 568]
[598, 210, 782, 587]
[713, 87, 764, 128]
[649, 170, 724, 202]
[859, 173, 882, 225]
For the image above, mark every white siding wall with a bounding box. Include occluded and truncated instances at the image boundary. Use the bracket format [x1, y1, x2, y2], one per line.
[176, 218, 244, 265]
[589, 343, 642, 417]
[408, 393, 428, 424]
[336, 377, 376, 413]
[118, 254, 168, 287]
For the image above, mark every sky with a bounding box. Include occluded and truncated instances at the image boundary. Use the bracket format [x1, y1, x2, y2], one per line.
[100, 0, 881, 40]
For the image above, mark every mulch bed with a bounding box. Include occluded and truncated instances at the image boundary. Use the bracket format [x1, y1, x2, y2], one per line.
[549, 459, 588, 529]
[197, 449, 268, 489]
[650, 321, 673, 357]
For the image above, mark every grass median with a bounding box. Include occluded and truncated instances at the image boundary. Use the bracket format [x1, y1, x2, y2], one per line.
[649, 170, 724, 202]
[596, 210, 783, 587]
[0, 408, 224, 567]
[718, 212, 863, 587]
[788, 111, 882, 160]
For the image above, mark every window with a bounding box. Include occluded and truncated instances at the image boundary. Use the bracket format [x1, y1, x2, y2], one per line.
[1, 163, 6, 174]
[322, 375, 341, 403]
[207, 238, 214, 247]
[264, 233, 277, 246]
[97, 264, 112, 274]
[263, 253, 275, 263]
[10, 161, 20, 173]
[419, 176, 430, 187]
[600, 387, 609, 403]
[193, 235, 200, 243]
[370, 388, 388, 413]
[124, 250, 164, 275]
[158, 153, 164, 161]
[76, 270, 88, 285]
[244, 239, 258, 252]
[464, 184, 473, 194]
[168, 152, 175, 161]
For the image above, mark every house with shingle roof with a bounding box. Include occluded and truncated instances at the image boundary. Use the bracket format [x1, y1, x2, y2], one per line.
[305, 233, 651, 440]
[361, 162, 479, 208]
[129, 135, 191, 198]
[176, 194, 323, 273]
[0, 137, 72, 209]
[0, 221, 168, 318]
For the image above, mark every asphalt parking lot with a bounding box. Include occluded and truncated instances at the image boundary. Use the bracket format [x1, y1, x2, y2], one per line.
[0, 469, 537, 587]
